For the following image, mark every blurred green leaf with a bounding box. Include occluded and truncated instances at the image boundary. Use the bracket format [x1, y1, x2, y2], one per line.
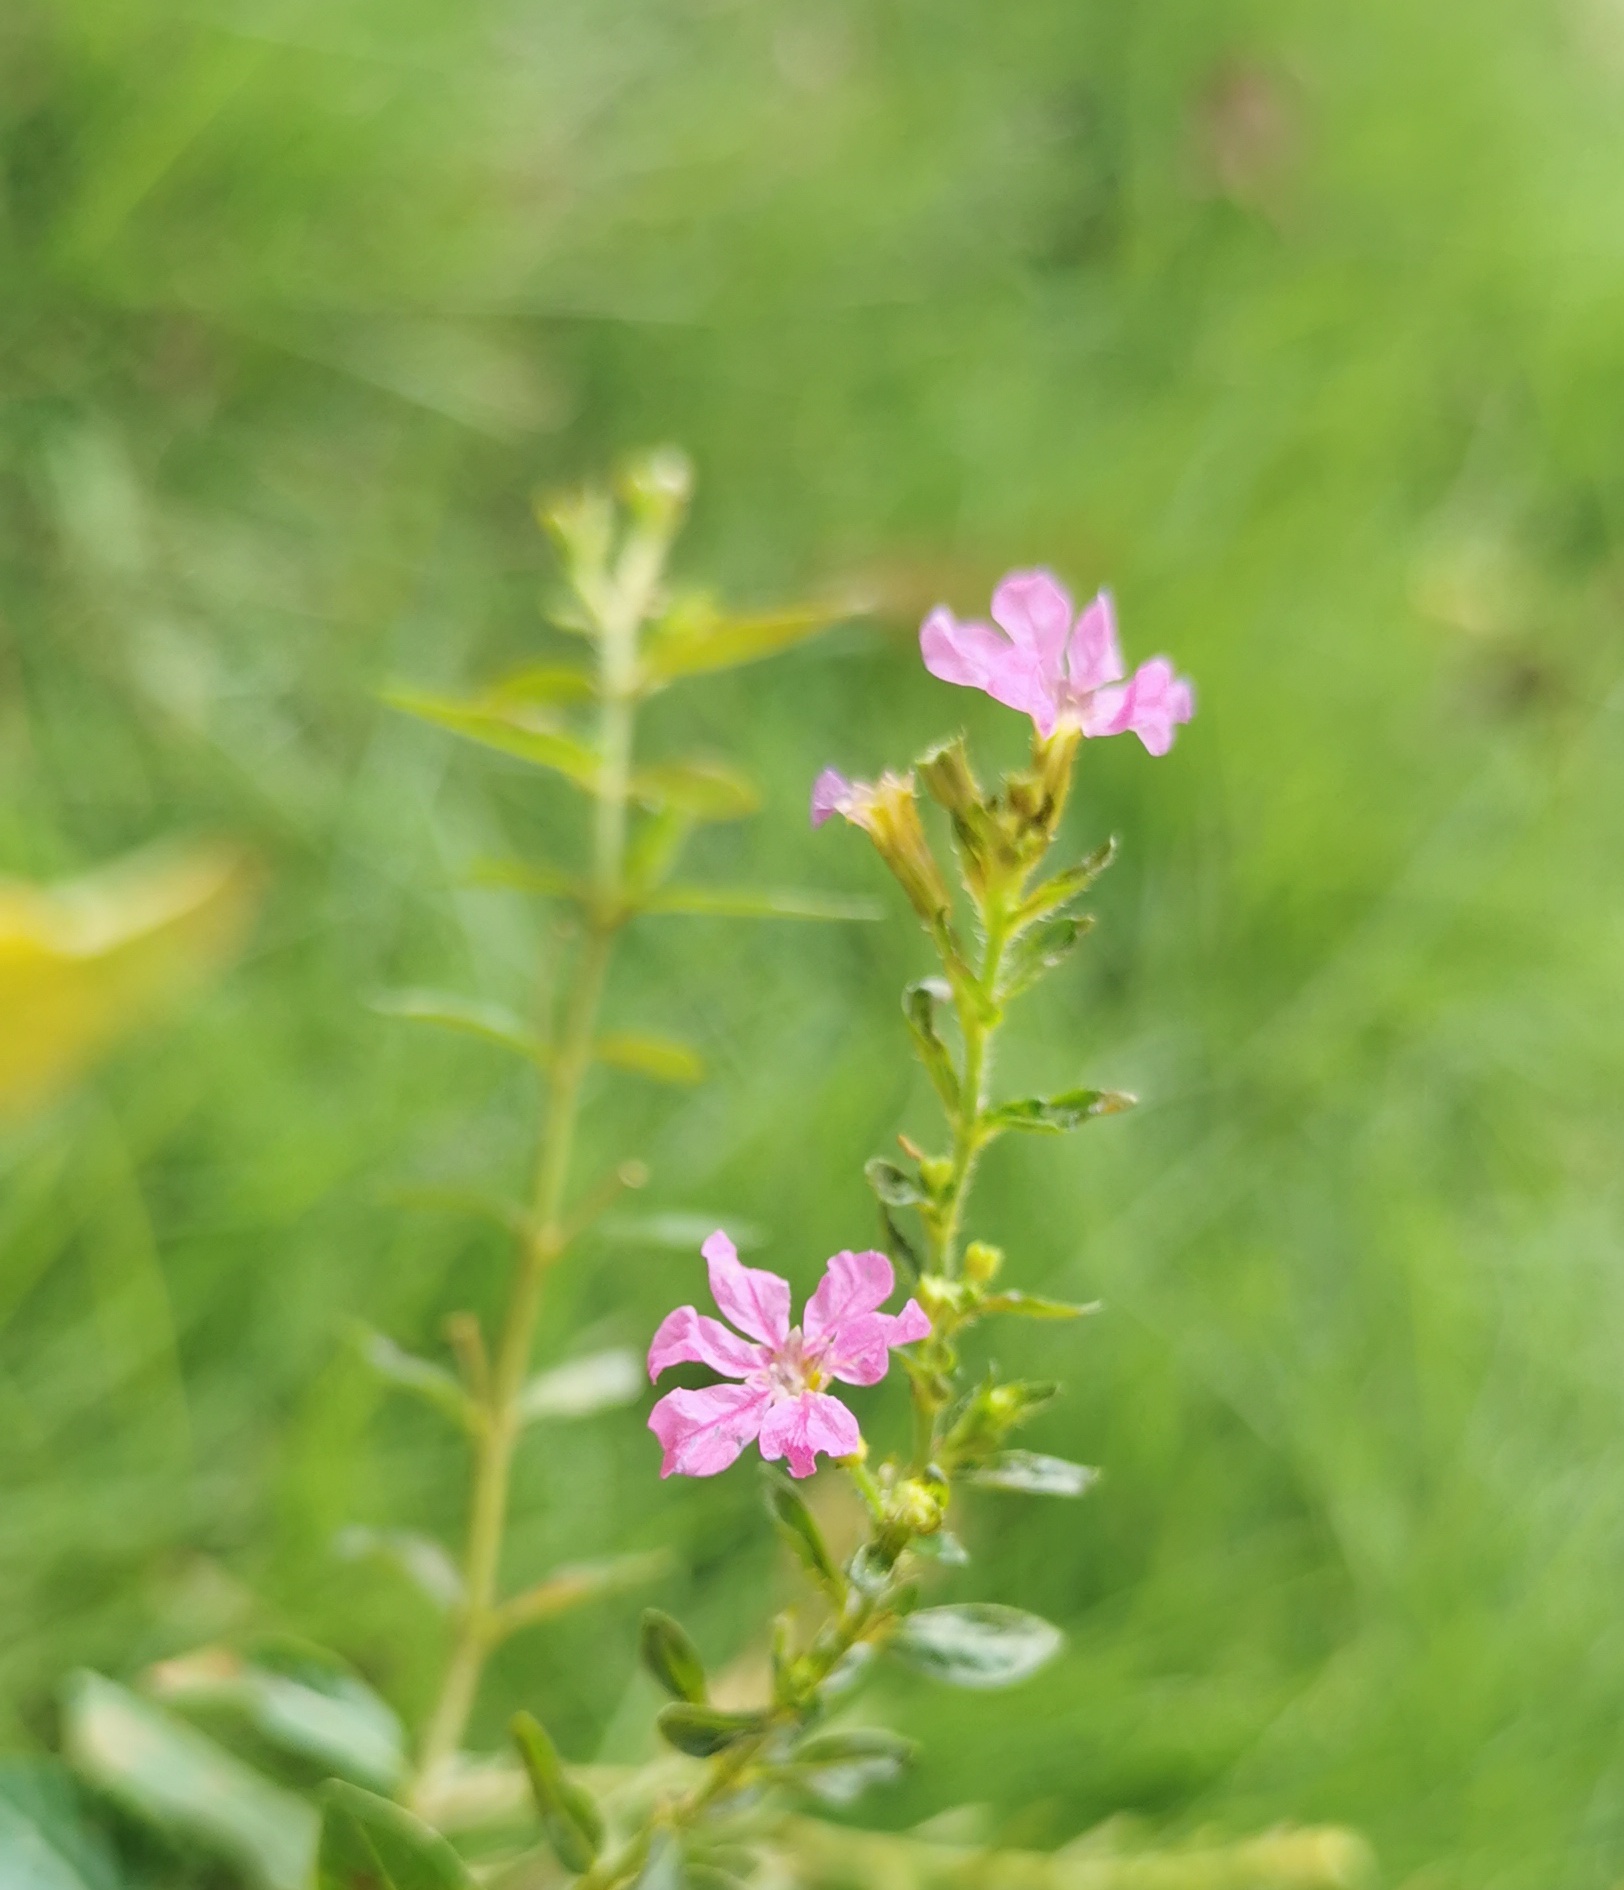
[510, 1713, 603, 1874]
[334, 1527, 467, 1613]
[62, 1671, 317, 1890]
[656, 1704, 767, 1759]
[763, 1471, 843, 1594]
[864, 1158, 925, 1208]
[351, 1325, 479, 1433]
[370, 990, 545, 1062]
[0, 1761, 123, 1890]
[143, 1641, 406, 1794]
[489, 1552, 671, 1642]
[595, 1032, 705, 1085]
[465, 859, 587, 903]
[641, 595, 843, 686]
[785, 1728, 917, 1805]
[598, 1211, 766, 1251]
[639, 1610, 708, 1704]
[317, 1780, 472, 1890]
[486, 664, 597, 709]
[980, 1089, 1136, 1136]
[974, 1290, 1102, 1321]
[642, 885, 882, 922]
[630, 761, 760, 822]
[902, 978, 959, 1108]
[386, 688, 601, 792]
[912, 1529, 970, 1565]
[970, 1452, 1100, 1498]
[889, 1605, 1063, 1690]
[515, 1348, 642, 1424]
[1016, 837, 1117, 925]
[997, 914, 1096, 1003]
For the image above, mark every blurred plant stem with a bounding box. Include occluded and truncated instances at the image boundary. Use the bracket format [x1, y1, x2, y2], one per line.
[412, 491, 669, 1794]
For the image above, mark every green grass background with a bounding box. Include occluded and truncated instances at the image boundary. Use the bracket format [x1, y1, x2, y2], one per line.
[3, 0, 1624, 1884]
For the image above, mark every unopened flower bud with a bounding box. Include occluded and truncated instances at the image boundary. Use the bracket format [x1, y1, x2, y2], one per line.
[618, 445, 695, 527]
[889, 1478, 943, 1535]
[964, 1241, 1003, 1286]
[536, 487, 613, 578]
[811, 770, 951, 925]
[917, 735, 982, 818]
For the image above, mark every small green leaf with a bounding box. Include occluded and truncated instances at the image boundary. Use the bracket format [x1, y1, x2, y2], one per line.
[975, 1290, 1102, 1321]
[334, 1527, 467, 1612]
[515, 1348, 642, 1424]
[318, 1779, 472, 1889]
[912, 1529, 970, 1565]
[980, 1089, 1136, 1136]
[655, 1704, 768, 1759]
[639, 1611, 708, 1704]
[889, 1605, 1063, 1690]
[595, 1032, 705, 1085]
[787, 1728, 917, 1805]
[631, 760, 760, 822]
[642, 885, 882, 922]
[144, 1639, 406, 1795]
[971, 1451, 1100, 1498]
[641, 595, 842, 686]
[902, 979, 959, 1108]
[762, 1471, 843, 1593]
[466, 859, 587, 903]
[864, 1158, 925, 1209]
[371, 989, 545, 1062]
[352, 1326, 479, 1432]
[510, 1713, 603, 1875]
[997, 914, 1095, 1001]
[386, 688, 601, 792]
[598, 1211, 766, 1251]
[485, 664, 596, 708]
[0, 1760, 123, 1890]
[1017, 837, 1117, 924]
[63, 1672, 317, 1890]
[624, 807, 697, 894]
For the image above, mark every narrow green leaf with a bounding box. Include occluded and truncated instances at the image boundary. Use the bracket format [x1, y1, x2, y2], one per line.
[489, 1552, 672, 1641]
[510, 1714, 603, 1875]
[381, 1185, 532, 1238]
[485, 664, 596, 708]
[370, 989, 545, 1062]
[0, 1760, 122, 1890]
[386, 688, 601, 792]
[641, 596, 842, 685]
[598, 1211, 766, 1252]
[317, 1779, 472, 1889]
[639, 1611, 708, 1704]
[595, 1032, 705, 1085]
[864, 1158, 925, 1209]
[655, 1704, 767, 1759]
[631, 760, 760, 822]
[641, 885, 882, 922]
[980, 1089, 1136, 1136]
[786, 1728, 917, 1805]
[911, 1529, 970, 1565]
[970, 1451, 1100, 1498]
[516, 1348, 641, 1424]
[889, 1605, 1063, 1690]
[902, 978, 959, 1108]
[465, 859, 587, 903]
[63, 1672, 317, 1890]
[351, 1325, 478, 1433]
[876, 1204, 921, 1283]
[1017, 837, 1118, 924]
[997, 914, 1096, 1001]
[975, 1290, 1102, 1321]
[144, 1640, 406, 1796]
[624, 807, 697, 894]
[762, 1471, 843, 1593]
[334, 1526, 466, 1612]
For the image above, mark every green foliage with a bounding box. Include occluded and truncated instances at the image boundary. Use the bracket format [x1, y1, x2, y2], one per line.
[656, 1705, 769, 1759]
[317, 1782, 471, 1890]
[510, 1712, 604, 1874]
[639, 1611, 709, 1705]
[890, 1606, 1065, 1691]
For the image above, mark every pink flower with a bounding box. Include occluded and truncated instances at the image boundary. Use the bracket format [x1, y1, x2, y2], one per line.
[920, 570, 1195, 753]
[648, 1231, 931, 1479]
[810, 767, 854, 828]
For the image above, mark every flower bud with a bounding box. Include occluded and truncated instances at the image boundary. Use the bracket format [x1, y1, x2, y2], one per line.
[917, 735, 982, 818]
[618, 445, 695, 531]
[963, 1240, 1003, 1286]
[836, 773, 952, 925]
[889, 1478, 944, 1536]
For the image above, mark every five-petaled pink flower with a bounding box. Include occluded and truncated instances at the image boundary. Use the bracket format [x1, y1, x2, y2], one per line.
[920, 570, 1195, 753]
[648, 1231, 930, 1479]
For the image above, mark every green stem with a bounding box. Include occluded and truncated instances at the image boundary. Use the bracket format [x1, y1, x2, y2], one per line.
[935, 903, 1011, 1276]
[412, 556, 650, 1795]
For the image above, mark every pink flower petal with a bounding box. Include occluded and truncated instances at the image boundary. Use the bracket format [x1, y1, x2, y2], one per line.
[887, 1298, 931, 1347]
[818, 1300, 931, 1386]
[649, 1382, 771, 1478]
[810, 767, 852, 829]
[804, 1249, 896, 1348]
[1078, 679, 1131, 739]
[1118, 657, 1196, 756]
[920, 603, 1061, 736]
[991, 570, 1073, 667]
[647, 1305, 765, 1382]
[1065, 590, 1124, 695]
[757, 1390, 861, 1479]
[702, 1229, 790, 1348]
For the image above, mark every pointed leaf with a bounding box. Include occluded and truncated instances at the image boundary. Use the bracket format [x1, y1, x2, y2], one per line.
[975, 1290, 1101, 1321]
[631, 761, 760, 823]
[516, 1348, 642, 1424]
[902, 979, 959, 1108]
[639, 1611, 708, 1704]
[510, 1714, 602, 1874]
[335, 1527, 467, 1612]
[642, 885, 882, 922]
[786, 1728, 917, 1805]
[762, 1471, 842, 1594]
[595, 1032, 705, 1085]
[970, 1452, 1100, 1498]
[486, 664, 596, 709]
[980, 1089, 1136, 1136]
[598, 1211, 766, 1252]
[371, 989, 545, 1062]
[62, 1672, 317, 1890]
[998, 914, 1095, 1002]
[0, 1760, 123, 1890]
[386, 688, 601, 792]
[889, 1605, 1063, 1689]
[1017, 837, 1118, 925]
[864, 1159, 925, 1209]
[351, 1326, 479, 1433]
[911, 1529, 970, 1565]
[318, 1779, 472, 1889]
[642, 596, 842, 685]
[655, 1704, 767, 1759]
[466, 859, 587, 903]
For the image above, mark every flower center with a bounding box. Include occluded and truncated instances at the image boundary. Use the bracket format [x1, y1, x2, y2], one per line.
[767, 1328, 826, 1397]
